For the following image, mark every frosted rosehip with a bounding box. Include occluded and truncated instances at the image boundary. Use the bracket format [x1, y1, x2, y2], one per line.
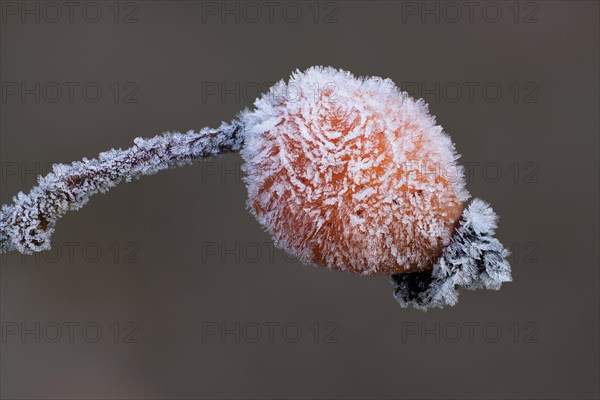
[0, 65, 511, 309]
[240, 67, 469, 275]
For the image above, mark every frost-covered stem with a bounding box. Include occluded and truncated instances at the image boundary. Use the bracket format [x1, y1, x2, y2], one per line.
[0, 120, 244, 254]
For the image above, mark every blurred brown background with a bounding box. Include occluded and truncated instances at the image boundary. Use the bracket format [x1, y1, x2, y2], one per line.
[1, 1, 598, 399]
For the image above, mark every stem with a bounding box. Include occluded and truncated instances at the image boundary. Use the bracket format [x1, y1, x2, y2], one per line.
[0, 120, 244, 254]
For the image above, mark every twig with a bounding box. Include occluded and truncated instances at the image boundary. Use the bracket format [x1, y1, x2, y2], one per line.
[0, 120, 244, 254]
